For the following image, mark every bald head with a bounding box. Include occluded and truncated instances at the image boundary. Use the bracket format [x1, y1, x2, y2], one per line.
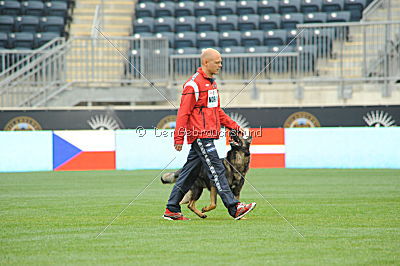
[200, 48, 222, 77]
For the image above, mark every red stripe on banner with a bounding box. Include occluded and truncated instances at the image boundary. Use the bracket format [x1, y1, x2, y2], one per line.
[250, 128, 285, 145]
[55, 151, 115, 171]
[250, 154, 285, 168]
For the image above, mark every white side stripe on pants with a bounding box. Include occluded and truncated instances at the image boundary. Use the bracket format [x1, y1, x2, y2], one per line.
[196, 139, 223, 192]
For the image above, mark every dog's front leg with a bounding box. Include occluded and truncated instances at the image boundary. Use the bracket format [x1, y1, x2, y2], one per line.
[188, 200, 207, 219]
[202, 186, 217, 213]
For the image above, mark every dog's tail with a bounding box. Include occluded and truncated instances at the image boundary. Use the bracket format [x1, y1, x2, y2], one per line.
[161, 169, 180, 184]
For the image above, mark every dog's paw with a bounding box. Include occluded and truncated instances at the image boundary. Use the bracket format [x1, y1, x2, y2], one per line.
[201, 207, 208, 213]
[200, 214, 207, 219]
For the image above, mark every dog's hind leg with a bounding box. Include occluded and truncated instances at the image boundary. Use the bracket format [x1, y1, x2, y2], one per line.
[188, 200, 207, 219]
[201, 186, 217, 213]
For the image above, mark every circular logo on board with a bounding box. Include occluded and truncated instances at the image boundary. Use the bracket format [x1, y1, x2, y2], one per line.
[4, 116, 42, 131]
[157, 115, 177, 129]
[284, 112, 321, 128]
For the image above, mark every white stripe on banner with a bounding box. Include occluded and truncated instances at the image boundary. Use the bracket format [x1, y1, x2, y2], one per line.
[250, 145, 285, 154]
[54, 130, 115, 151]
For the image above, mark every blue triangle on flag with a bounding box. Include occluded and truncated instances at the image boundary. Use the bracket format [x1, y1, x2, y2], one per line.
[53, 133, 82, 169]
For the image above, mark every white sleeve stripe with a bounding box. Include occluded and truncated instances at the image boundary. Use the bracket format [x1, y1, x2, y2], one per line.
[184, 80, 199, 101]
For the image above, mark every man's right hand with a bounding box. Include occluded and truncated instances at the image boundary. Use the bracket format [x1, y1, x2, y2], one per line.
[174, 144, 183, 151]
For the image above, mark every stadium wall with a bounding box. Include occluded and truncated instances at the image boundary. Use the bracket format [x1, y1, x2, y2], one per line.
[0, 128, 399, 172]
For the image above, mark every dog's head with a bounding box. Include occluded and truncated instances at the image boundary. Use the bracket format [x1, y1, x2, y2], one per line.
[229, 129, 252, 156]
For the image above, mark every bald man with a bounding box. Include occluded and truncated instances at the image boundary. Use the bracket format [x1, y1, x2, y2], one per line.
[163, 48, 256, 221]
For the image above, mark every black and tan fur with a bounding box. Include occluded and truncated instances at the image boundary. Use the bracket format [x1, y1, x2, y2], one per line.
[161, 132, 252, 218]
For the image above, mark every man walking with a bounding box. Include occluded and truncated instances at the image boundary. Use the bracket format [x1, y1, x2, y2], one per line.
[163, 48, 256, 220]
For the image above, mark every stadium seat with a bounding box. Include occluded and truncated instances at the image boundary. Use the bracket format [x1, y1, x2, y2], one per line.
[40, 16, 64, 35]
[34, 32, 60, 48]
[22, 1, 44, 16]
[45, 1, 68, 19]
[238, 14, 259, 31]
[327, 11, 351, 22]
[197, 31, 219, 49]
[268, 45, 295, 53]
[304, 12, 328, 23]
[175, 31, 196, 48]
[215, 1, 236, 16]
[287, 29, 300, 45]
[0, 32, 8, 48]
[135, 2, 156, 18]
[133, 17, 154, 33]
[281, 13, 304, 29]
[258, 0, 279, 15]
[155, 2, 175, 17]
[155, 32, 175, 48]
[300, 28, 334, 57]
[196, 15, 217, 32]
[175, 1, 194, 17]
[0, 15, 14, 32]
[241, 30, 263, 47]
[9, 32, 34, 49]
[194, 1, 215, 16]
[344, 0, 367, 21]
[175, 16, 195, 33]
[15, 15, 40, 32]
[217, 14, 238, 31]
[264, 29, 287, 46]
[322, 0, 344, 12]
[259, 14, 281, 30]
[133, 32, 152, 39]
[237, 1, 258, 16]
[300, 0, 323, 13]
[154, 17, 175, 33]
[279, 0, 301, 14]
[222, 46, 246, 53]
[174, 47, 198, 55]
[219, 31, 241, 47]
[245, 46, 269, 53]
[0, 0, 20, 15]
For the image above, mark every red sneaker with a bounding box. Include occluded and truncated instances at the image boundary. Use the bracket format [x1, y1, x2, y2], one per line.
[163, 208, 190, 221]
[234, 202, 256, 220]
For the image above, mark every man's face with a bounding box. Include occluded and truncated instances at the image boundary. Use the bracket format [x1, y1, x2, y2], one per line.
[206, 55, 222, 75]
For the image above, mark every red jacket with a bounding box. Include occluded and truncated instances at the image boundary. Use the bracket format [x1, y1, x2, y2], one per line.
[174, 67, 240, 145]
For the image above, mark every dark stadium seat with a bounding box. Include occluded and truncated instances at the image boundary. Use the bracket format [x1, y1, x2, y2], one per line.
[215, 1, 236, 16]
[15, 15, 40, 32]
[196, 15, 217, 32]
[133, 32, 152, 39]
[0, 0, 20, 15]
[322, 0, 344, 12]
[135, 2, 156, 18]
[175, 1, 194, 17]
[258, 0, 279, 15]
[40, 16, 64, 35]
[174, 47, 198, 55]
[222, 46, 246, 53]
[304, 12, 328, 23]
[238, 14, 259, 31]
[344, 0, 367, 21]
[300, 0, 323, 13]
[155, 2, 174, 17]
[175, 31, 196, 48]
[241, 30, 263, 47]
[0, 32, 8, 48]
[34, 32, 60, 48]
[281, 13, 304, 29]
[219, 31, 241, 47]
[245, 46, 269, 53]
[279, 0, 301, 14]
[217, 14, 238, 31]
[259, 14, 281, 30]
[327, 11, 351, 22]
[237, 1, 258, 16]
[197, 31, 219, 48]
[22, 1, 44, 16]
[133, 17, 154, 33]
[45, 1, 68, 19]
[155, 32, 175, 48]
[0, 15, 14, 32]
[287, 29, 300, 45]
[9, 32, 34, 49]
[268, 45, 295, 53]
[154, 17, 174, 33]
[194, 1, 215, 16]
[175, 16, 195, 33]
[264, 29, 287, 46]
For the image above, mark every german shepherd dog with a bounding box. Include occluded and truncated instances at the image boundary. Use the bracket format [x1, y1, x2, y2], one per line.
[161, 131, 252, 218]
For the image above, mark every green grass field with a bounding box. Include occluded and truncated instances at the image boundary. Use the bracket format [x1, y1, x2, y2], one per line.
[1, 169, 399, 265]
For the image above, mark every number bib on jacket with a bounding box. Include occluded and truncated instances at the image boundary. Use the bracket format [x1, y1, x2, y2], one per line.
[207, 89, 218, 108]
